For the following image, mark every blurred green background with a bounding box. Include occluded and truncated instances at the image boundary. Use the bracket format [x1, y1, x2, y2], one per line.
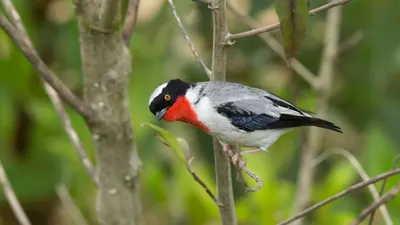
[0, 0, 399, 224]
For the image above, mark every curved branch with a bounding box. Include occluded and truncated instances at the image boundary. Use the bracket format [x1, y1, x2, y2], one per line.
[277, 168, 400, 225]
[0, 13, 94, 121]
[228, 0, 352, 40]
[312, 148, 393, 225]
[0, 160, 31, 225]
[351, 183, 400, 225]
[168, 0, 212, 78]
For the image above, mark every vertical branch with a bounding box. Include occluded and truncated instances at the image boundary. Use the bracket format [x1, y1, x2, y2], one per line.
[291, 3, 342, 224]
[0, 160, 32, 225]
[75, 0, 142, 224]
[210, 0, 237, 224]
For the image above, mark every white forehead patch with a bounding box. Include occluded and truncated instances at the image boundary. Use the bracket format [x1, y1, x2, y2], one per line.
[148, 82, 168, 106]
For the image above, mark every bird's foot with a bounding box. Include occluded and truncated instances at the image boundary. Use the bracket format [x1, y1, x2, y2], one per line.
[231, 148, 264, 165]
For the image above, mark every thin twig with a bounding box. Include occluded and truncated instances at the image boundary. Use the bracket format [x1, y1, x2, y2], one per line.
[0, 13, 94, 121]
[368, 155, 400, 225]
[56, 184, 90, 225]
[338, 31, 364, 54]
[313, 148, 393, 225]
[350, 183, 400, 225]
[226, 2, 319, 89]
[122, 0, 140, 46]
[0, 160, 32, 225]
[228, 0, 352, 40]
[186, 157, 221, 205]
[291, 4, 342, 225]
[277, 168, 400, 225]
[45, 84, 99, 187]
[1, 1, 98, 186]
[167, 0, 212, 78]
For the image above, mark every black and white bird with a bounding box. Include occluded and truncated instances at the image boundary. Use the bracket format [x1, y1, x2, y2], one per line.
[148, 79, 342, 155]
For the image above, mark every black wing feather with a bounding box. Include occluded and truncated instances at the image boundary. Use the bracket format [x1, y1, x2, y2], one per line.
[216, 102, 342, 133]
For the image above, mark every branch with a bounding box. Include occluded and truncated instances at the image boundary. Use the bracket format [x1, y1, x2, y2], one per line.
[56, 184, 90, 225]
[187, 157, 221, 205]
[176, 137, 220, 205]
[76, 0, 143, 224]
[312, 148, 393, 225]
[167, 0, 212, 78]
[45, 84, 98, 187]
[1, 0, 98, 187]
[291, 4, 342, 225]
[122, 0, 140, 46]
[226, 3, 319, 89]
[0, 12, 94, 121]
[210, 0, 237, 224]
[368, 155, 400, 225]
[0, 160, 32, 225]
[350, 183, 400, 225]
[228, 0, 352, 40]
[277, 168, 400, 225]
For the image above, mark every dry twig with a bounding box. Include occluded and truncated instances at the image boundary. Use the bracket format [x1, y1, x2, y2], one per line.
[226, 3, 319, 89]
[351, 183, 400, 225]
[167, 0, 212, 78]
[313, 148, 393, 225]
[1, 0, 97, 186]
[45, 85, 98, 187]
[122, 0, 140, 45]
[368, 155, 400, 225]
[56, 184, 90, 225]
[277, 168, 400, 225]
[0, 12, 93, 121]
[0, 160, 31, 225]
[227, 0, 352, 40]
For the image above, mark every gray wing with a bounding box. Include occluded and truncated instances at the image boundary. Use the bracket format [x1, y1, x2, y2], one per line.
[199, 81, 341, 133]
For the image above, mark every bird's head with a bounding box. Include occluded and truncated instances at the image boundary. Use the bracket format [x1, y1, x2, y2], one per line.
[148, 79, 192, 121]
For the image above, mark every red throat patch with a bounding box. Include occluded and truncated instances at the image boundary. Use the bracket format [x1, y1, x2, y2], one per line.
[162, 96, 210, 133]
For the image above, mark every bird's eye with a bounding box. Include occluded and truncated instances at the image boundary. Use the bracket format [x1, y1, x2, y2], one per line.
[164, 94, 171, 101]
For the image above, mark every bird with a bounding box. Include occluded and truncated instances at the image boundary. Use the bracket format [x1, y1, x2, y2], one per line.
[148, 79, 342, 158]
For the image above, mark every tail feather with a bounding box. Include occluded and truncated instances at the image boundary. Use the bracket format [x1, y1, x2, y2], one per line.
[268, 114, 342, 133]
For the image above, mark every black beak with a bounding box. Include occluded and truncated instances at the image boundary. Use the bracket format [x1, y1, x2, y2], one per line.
[156, 108, 168, 121]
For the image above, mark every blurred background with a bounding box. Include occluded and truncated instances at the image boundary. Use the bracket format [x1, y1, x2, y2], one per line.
[0, 0, 399, 224]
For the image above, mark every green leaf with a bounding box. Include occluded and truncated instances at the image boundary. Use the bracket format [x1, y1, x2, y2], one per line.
[275, 0, 309, 60]
[141, 122, 188, 163]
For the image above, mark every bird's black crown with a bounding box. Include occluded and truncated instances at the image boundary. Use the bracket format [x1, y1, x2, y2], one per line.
[149, 79, 192, 115]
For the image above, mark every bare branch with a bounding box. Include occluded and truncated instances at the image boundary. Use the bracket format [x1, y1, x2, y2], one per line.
[209, 0, 237, 223]
[277, 168, 400, 225]
[45, 84, 98, 187]
[1, 0, 98, 186]
[56, 184, 90, 225]
[0, 160, 32, 225]
[176, 137, 220, 205]
[0, 13, 94, 121]
[351, 183, 400, 225]
[228, 0, 352, 40]
[187, 157, 221, 205]
[339, 31, 364, 54]
[167, 0, 212, 78]
[226, 3, 319, 89]
[291, 5, 342, 224]
[123, 0, 140, 45]
[368, 155, 400, 225]
[313, 148, 393, 225]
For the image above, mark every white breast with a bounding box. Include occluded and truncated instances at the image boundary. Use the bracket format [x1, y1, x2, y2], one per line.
[185, 89, 290, 150]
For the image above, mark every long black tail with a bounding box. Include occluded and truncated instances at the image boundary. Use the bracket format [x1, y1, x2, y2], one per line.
[268, 114, 342, 133]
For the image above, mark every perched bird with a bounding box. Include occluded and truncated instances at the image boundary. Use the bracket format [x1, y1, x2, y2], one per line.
[148, 79, 342, 156]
